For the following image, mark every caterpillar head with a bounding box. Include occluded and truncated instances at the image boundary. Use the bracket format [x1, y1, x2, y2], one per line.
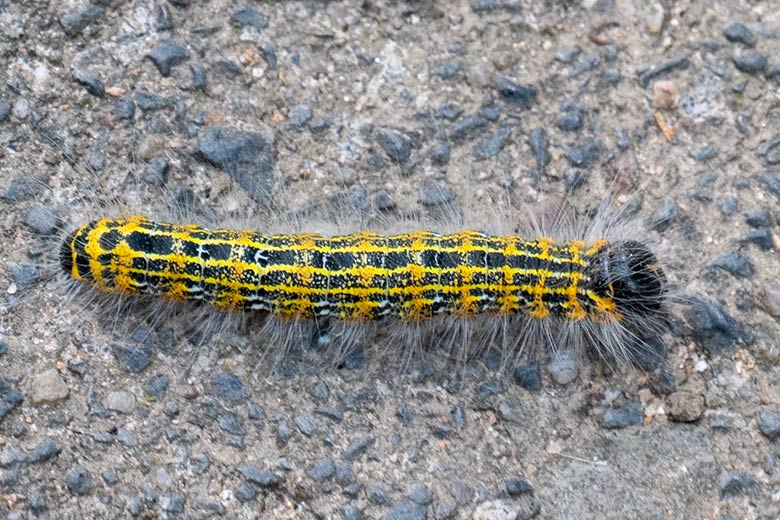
[586, 240, 667, 319]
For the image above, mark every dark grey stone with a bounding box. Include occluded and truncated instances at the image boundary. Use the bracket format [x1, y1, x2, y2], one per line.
[190, 63, 207, 91]
[219, 413, 246, 436]
[310, 115, 332, 133]
[473, 126, 511, 160]
[719, 471, 757, 499]
[343, 434, 374, 461]
[495, 75, 536, 108]
[71, 69, 104, 97]
[759, 411, 780, 441]
[112, 342, 153, 373]
[155, 4, 174, 31]
[376, 130, 411, 163]
[739, 228, 774, 251]
[368, 485, 391, 505]
[745, 207, 770, 228]
[723, 23, 757, 47]
[0, 100, 9, 122]
[563, 138, 601, 167]
[161, 492, 185, 513]
[528, 127, 551, 169]
[343, 505, 367, 520]
[733, 52, 768, 74]
[419, 179, 455, 206]
[571, 51, 601, 77]
[230, 6, 268, 30]
[142, 155, 169, 185]
[308, 381, 330, 402]
[639, 55, 689, 87]
[239, 465, 284, 487]
[434, 104, 462, 120]
[59, 5, 106, 36]
[0, 379, 24, 420]
[431, 142, 450, 165]
[564, 168, 585, 191]
[294, 415, 317, 437]
[505, 476, 534, 496]
[247, 402, 264, 420]
[430, 60, 462, 79]
[315, 405, 343, 422]
[555, 47, 582, 63]
[686, 298, 744, 354]
[711, 252, 755, 278]
[25, 204, 61, 235]
[557, 109, 585, 131]
[450, 115, 489, 142]
[382, 502, 426, 520]
[65, 466, 91, 495]
[144, 375, 169, 399]
[649, 196, 677, 231]
[235, 480, 258, 502]
[287, 104, 313, 130]
[114, 95, 136, 120]
[512, 361, 541, 390]
[102, 468, 119, 486]
[10, 263, 38, 291]
[478, 104, 501, 121]
[308, 458, 336, 481]
[335, 461, 356, 486]
[407, 483, 433, 505]
[27, 492, 46, 512]
[194, 126, 273, 202]
[134, 90, 170, 112]
[209, 373, 246, 404]
[602, 402, 643, 429]
[147, 40, 188, 77]
[30, 439, 60, 463]
[692, 144, 718, 162]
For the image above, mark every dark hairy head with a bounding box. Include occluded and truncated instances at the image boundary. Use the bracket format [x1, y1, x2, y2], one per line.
[585, 240, 667, 317]
[59, 225, 94, 281]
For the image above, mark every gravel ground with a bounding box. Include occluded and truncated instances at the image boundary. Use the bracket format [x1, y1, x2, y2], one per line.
[2, 1, 780, 519]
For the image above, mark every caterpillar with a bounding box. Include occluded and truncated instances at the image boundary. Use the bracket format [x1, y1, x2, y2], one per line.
[57, 210, 669, 367]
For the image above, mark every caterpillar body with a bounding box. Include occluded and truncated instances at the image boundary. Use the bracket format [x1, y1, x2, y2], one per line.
[59, 214, 668, 363]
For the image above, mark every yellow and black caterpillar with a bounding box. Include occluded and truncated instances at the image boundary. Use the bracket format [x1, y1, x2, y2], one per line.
[60, 216, 666, 332]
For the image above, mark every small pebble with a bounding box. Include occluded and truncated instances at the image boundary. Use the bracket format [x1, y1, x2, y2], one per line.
[723, 23, 757, 48]
[24, 204, 61, 235]
[686, 298, 743, 354]
[106, 391, 136, 414]
[12, 98, 30, 119]
[210, 373, 247, 404]
[494, 75, 536, 108]
[65, 466, 91, 495]
[112, 342, 153, 373]
[711, 252, 755, 278]
[376, 130, 411, 163]
[719, 471, 757, 499]
[528, 128, 551, 169]
[512, 361, 541, 390]
[230, 6, 268, 30]
[239, 465, 284, 487]
[343, 435, 374, 461]
[368, 485, 391, 505]
[733, 52, 768, 74]
[30, 439, 60, 463]
[667, 391, 704, 422]
[419, 179, 455, 206]
[71, 68, 104, 97]
[549, 351, 579, 385]
[759, 411, 780, 441]
[648, 196, 677, 231]
[473, 127, 511, 160]
[308, 458, 336, 481]
[602, 402, 643, 429]
[407, 483, 433, 505]
[381, 502, 426, 520]
[146, 40, 188, 77]
[30, 370, 69, 405]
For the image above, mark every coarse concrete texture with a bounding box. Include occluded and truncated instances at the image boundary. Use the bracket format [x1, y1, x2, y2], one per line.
[1, 1, 779, 519]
